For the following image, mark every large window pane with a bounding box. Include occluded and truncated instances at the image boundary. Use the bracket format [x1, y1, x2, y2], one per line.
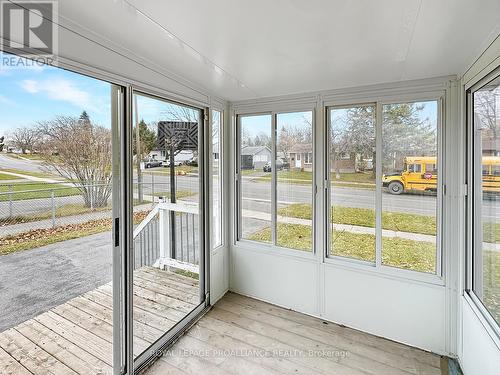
[329, 106, 376, 261]
[0, 53, 119, 370]
[212, 110, 223, 248]
[239, 115, 272, 242]
[472, 74, 500, 326]
[381, 101, 438, 273]
[276, 111, 313, 251]
[133, 93, 203, 359]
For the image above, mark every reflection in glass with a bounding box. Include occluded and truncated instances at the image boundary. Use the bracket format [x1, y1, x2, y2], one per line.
[329, 106, 376, 261]
[0, 53, 118, 369]
[132, 93, 202, 359]
[276, 111, 313, 251]
[239, 115, 272, 243]
[473, 75, 500, 326]
[381, 101, 438, 273]
[212, 110, 223, 248]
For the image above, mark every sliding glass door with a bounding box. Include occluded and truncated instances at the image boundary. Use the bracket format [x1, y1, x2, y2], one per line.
[0, 53, 125, 374]
[130, 91, 207, 368]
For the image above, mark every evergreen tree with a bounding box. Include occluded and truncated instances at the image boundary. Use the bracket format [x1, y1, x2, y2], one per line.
[133, 119, 157, 156]
[79, 110, 90, 124]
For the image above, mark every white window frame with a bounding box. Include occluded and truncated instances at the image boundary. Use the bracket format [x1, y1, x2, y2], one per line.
[325, 97, 445, 284]
[211, 108, 224, 251]
[235, 109, 316, 256]
[466, 66, 500, 337]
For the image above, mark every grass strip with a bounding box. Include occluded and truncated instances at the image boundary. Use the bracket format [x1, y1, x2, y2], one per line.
[0, 167, 58, 179]
[0, 182, 80, 201]
[248, 223, 436, 272]
[0, 211, 150, 256]
[279, 203, 436, 235]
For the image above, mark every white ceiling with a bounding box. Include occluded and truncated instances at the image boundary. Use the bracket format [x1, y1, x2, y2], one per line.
[59, 0, 500, 101]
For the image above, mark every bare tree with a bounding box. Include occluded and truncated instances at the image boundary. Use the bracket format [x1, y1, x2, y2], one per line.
[10, 126, 40, 154]
[474, 88, 499, 135]
[37, 114, 112, 209]
[278, 125, 302, 161]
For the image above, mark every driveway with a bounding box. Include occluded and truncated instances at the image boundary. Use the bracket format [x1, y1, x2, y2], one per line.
[0, 231, 112, 331]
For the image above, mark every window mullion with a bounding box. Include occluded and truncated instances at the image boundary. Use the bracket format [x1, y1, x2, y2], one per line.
[375, 102, 383, 268]
[271, 113, 277, 245]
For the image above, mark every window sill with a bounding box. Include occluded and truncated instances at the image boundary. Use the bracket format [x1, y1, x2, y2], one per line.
[323, 255, 445, 286]
[234, 239, 316, 261]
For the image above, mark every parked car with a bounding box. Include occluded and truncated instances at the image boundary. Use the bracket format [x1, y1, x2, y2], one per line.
[144, 158, 162, 168]
[186, 157, 198, 167]
[162, 159, 183, 167]
[263, 159, 284, 172]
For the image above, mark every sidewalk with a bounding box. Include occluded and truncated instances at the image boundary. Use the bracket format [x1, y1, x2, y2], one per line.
[242, 209, 436, 243]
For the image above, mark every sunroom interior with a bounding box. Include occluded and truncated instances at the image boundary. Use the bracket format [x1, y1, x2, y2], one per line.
[0, 1, 499, 374]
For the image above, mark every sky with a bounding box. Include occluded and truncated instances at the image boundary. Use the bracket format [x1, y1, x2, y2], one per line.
[0, 51, 439, 139]
[0, 53, 203, 139]
[0, 53, 111, 136]
[241, 111, 313, 138]
[134, 93, 200, 125]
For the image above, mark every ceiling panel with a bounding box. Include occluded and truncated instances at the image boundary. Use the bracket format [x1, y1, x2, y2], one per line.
[57, 0, 500, 101]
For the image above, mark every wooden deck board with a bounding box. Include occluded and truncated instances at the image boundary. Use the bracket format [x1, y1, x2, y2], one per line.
[0, 272, 442, 375]
[0, 327, 77, 375]
[0, 268, 199, 375]
[223, 292, 441, 368]
[0, 346, 32, 375]
[15, 319, 112, 375]
[144, 293, 443, 375]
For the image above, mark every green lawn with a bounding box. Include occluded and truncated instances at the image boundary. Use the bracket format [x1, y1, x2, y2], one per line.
[257, 169, 312, 183]
[0, 182, 80, 202]
[256, 170, 376, 188]
[0, 173, 24, 181]
[0, 211, 150, 256]
[249, 223, 436, 272]
[483, 250, 500, 323]
[249, 223, 312, 251]
[0, 168, 59, 179]
[152, 190, 197, 199]
[143, 165, 198, 175]
[278, 203, 436, 235]
[6, 153, 43, 161]
[0, 219, 112, 255]
[331, 172, 375, 184]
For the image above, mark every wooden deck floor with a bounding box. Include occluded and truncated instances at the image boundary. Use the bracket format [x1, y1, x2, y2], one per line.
[144, 292, 444, 375]
[0, 267, 199, 375]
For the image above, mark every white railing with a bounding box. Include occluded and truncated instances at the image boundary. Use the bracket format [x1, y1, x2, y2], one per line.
[133, 200, 199, 274]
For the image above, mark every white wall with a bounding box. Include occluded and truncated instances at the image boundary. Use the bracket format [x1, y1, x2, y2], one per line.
[322, 264, 446, 353]
[458, 35, 500, 375]
[229, 77, 456, 355]
[461, 298, 500, 374]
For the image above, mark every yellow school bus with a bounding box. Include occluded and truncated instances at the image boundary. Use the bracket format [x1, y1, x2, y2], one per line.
[383, 156, 500, 194]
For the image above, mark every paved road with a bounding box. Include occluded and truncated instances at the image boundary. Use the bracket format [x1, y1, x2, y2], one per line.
[0, 154, 48, 174]
[3, 161, 500, 227]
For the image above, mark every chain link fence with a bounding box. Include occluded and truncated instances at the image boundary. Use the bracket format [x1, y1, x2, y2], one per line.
[0, 179, 177, 237]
